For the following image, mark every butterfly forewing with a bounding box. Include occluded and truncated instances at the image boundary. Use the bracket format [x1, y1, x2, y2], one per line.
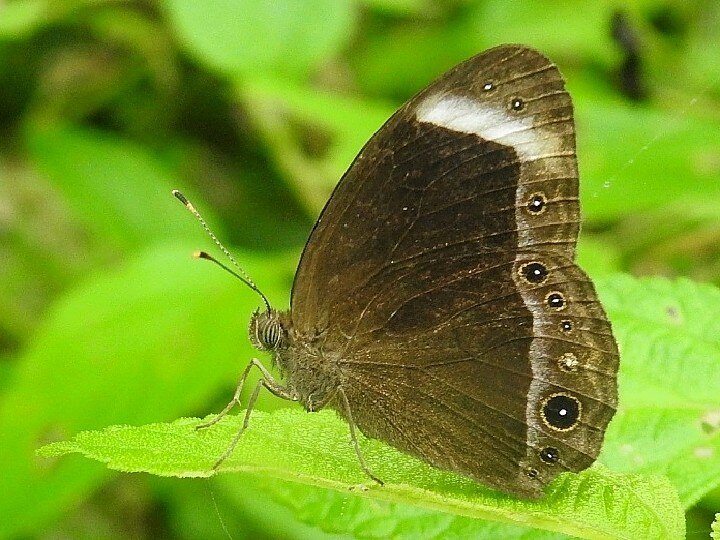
[292, 45, 579, 329]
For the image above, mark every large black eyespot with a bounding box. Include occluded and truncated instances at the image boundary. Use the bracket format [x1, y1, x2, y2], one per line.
[527, 193, 546, 214]
[520, 262, 548, 284]
[546, 292, 566, 310]
[510, 97, 524, 111]
[541, 394, 581, 431]
[539, 446, 560, 464]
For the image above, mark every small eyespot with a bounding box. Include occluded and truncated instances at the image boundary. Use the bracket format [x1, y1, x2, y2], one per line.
[526, 467, 539, 479]
[541, 393, 581, 431]
[558, 352, 579, 372]
[510, 97, 524, 111]
[526, 193, 546, 214]
[520, 261, 548, 284]
[560, 319, 573, 333]
[546, 292, 566, 310]
[482, 81, 494, 91]
[539, 446, 560, 464]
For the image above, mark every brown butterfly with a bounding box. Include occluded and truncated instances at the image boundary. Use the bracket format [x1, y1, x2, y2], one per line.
[176, 44, 619, 498]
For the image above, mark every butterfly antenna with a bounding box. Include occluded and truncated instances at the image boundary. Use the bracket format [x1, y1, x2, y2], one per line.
[172, 189, 272, 312]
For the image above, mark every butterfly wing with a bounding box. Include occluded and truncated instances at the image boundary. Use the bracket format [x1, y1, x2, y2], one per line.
[336, 252, 617, 497]
[290, 45, 618, 497]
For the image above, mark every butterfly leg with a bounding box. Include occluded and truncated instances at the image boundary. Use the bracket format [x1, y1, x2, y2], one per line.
[210, 376, 266, 469]
[196, 357, 294, 430]
[195, 357, 298, 470]
[338, 386, 384, 486]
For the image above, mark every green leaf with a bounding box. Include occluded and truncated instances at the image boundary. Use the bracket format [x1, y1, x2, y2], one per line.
[239, 75, 393, 213]
[237, 476, 568, 539]
[25, 124, 202, 251]
[578, 104, 720, 222]
[0, 0, 46, 38]
[164, 0, 355, 79]
[468, 1, 620, 57]
[597, 276, 720, 507]
[39, 410, 683, 539]
[577, 235, 623, 276]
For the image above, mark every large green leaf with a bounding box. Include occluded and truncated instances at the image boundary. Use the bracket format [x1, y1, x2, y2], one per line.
[40, 410, 683, 539]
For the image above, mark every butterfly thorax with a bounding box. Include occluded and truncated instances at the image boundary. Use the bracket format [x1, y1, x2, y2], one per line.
[249, 308, 342, 412]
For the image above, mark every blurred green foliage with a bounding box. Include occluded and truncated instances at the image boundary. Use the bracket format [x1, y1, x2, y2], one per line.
[1, 0, 719, 538]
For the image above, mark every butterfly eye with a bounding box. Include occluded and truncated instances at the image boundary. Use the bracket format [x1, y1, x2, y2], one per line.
[261, 319, 284, 349]
[251, 312, 285, 351]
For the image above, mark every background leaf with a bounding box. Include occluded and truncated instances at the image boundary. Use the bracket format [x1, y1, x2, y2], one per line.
[164, 0, 356, 79]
